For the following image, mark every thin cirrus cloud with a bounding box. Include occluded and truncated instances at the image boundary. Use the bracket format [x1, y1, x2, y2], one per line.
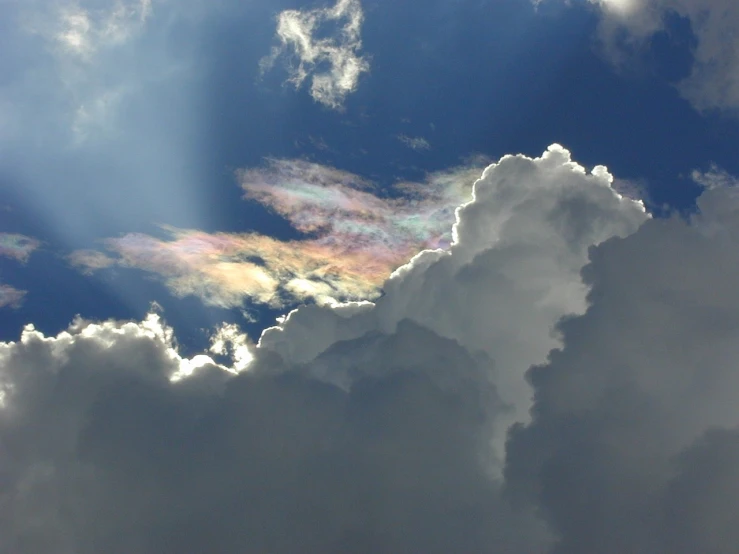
[398, 134, 432, 151]
[260, 0, 370, 109]
[70, 158, 488, 308]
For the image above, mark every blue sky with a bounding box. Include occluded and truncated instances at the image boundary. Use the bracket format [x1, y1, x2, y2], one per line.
[3, 1, 739, 551]
[2, 0, 736, 345]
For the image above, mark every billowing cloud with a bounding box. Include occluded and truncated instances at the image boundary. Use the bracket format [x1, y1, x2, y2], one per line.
[15, 145, 739, 553]
[0, 144, 681, 553]
[72, 158, 487, 308]
[258, 145, 647, 455]
[0, 284, 26, 309]
[506, 180, 739, 553]
[574, 0, 739, 112]
[398, 134, 431, 151]
[0, 233, 40, 263]
[260, 0, 369, 109]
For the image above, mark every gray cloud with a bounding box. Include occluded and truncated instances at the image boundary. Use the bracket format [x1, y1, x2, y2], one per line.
[506, 182, 739, 553]
[260, 0, 369, 109]
[573, 0, 739, 113]
[6, 146, 739, 553]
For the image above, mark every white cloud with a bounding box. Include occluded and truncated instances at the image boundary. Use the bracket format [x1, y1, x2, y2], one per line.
[398, 134, 431, 151]
[260, 0, 370, 109]
[577, 0, 739, 112]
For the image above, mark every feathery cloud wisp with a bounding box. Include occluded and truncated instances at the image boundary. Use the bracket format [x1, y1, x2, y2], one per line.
[260, 0, 369, 109]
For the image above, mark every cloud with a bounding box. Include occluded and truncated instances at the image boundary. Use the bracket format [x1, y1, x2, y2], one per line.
[573, 0, 739, 112]
[505, 180, 739, 553]
[258, 145, 647, 456]
[0, 233, 41, 263]
[18, 0, 154, 139]
[71, 158, 487, 308]
[398, 134, 431, 151]
[0, 311, 549, 553]
[0, 233, 40, 309]
[0, 284, 26, 309]
[0, 144, 670, 553]
[260, 0, 370, 109]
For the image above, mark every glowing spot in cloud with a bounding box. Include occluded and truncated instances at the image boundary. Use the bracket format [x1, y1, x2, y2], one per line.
[72, 160, 487, 308]
[0, 233, 40, 264]
[260, 0, 370, 109]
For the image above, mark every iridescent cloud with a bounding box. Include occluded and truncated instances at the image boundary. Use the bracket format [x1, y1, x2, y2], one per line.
[0, 233, 41, 263]
[0, 284, 26, 309]
[71, 159, 487, 308]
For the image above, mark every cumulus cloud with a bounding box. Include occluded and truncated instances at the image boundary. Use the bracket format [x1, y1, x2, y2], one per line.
[11, 145, 739, 553]
[506, 181, 739, 553]
[72, 158, 487, 308]
[398, 134, 431, 151]
[258, 145, 647, 454]
[260, 0, 370, 109]
[575, 0, 739, 112]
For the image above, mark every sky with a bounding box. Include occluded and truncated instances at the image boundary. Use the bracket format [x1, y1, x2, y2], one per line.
[2, 0, 739, 552]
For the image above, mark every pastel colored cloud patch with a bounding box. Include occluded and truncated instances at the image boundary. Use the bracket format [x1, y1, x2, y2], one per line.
[71, 159, 487, 308]
[0, 233, 41, 263]
[0, 284, 26, 309]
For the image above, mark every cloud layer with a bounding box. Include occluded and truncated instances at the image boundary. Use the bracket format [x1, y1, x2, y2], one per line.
[260, 0, 369, 109]
[72, 158, 486, 308]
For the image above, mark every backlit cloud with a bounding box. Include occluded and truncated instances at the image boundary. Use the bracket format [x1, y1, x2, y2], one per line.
[72, 159, 487, 308]
[260, 0, 370, 109]
[0, 145, 681, 553]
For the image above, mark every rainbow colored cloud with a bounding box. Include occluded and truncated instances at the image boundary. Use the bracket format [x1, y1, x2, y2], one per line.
[71, 159, 487, 308]
[0, 234, 40, 263]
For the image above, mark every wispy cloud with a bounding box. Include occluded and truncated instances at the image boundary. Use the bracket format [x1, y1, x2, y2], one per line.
[72, 159, 487, 308]
[568, 0, 739, 113]
[0, 233, 41, 264]
[260, 0, 370, 109]
[398, 134, 431, 151]
[0, 284, 26, 309]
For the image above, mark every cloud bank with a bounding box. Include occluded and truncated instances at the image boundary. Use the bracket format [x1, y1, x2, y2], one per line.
[579, 0, 739, 112]
[260, 0, 370, 109]
[7, 145, 739, 553]
[72, 158, 486, 308]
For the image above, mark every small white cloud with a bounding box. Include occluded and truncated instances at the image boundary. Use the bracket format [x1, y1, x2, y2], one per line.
[398, 134, 431, 151]
[260, 0, 370, 109]
[692, 164, 739, 190]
